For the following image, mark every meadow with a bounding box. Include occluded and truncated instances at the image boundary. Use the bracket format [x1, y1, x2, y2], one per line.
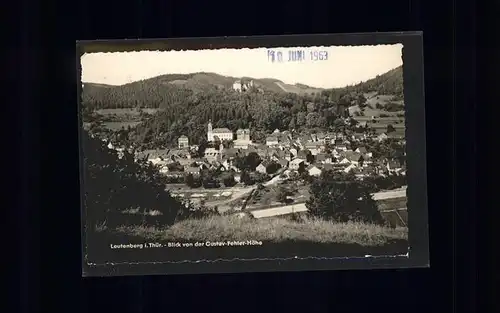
[102, 121, 142, 130]
[106, 215, 408, 246]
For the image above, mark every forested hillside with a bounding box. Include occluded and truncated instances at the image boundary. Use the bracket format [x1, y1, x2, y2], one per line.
[347, 66, 403, 100]
[82, 66, 403, 148]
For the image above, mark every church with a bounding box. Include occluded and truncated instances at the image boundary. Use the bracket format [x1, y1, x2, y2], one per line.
[207, 120, 233, 142]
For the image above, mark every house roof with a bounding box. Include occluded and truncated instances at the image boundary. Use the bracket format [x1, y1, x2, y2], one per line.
[290, 158, 305, 165]
[259, 160, 272, 167]
[345, 151, 363, 162]
[266, 135, 279, 141]
[315, 154, 331, 162]
[387, 160, 401, 168]
[178, 135, 188, 140]
[307, 165, 321, 171]
[305, 142, 321, 148]
[186, 167, 200, 173]
[322, 163, 335, 171]
[222, 148, 240, 157]
[299, 135, 312, 142]
[278, 159, 289, 166]
[356, 146, 367, 153]
[212, 128, 232, 133]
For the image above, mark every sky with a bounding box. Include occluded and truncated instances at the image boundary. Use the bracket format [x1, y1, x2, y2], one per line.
[81, 44, 403, 89]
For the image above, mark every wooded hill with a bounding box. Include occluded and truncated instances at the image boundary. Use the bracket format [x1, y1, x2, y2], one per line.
[82, 66, 403, 149]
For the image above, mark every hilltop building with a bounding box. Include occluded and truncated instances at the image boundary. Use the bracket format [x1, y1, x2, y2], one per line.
[233, 79, 254, 92]
[178, 135, 189, 149]
[207, 120, 233, 142]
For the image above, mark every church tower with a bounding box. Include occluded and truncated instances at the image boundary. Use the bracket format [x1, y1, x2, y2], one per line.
[207, 120, 213, 142]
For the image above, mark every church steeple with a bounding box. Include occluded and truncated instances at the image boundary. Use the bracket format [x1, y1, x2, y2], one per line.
[207, 120, 213, 142]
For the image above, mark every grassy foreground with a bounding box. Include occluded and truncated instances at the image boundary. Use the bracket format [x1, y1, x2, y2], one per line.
[112, 215, 408, 246]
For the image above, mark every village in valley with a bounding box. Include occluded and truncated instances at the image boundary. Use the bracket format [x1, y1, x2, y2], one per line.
[102, 98, 407, 221]
[82, 59, 408, 227]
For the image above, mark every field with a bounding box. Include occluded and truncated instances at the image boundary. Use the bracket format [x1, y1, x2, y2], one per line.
[114, 215, 408, 245]
[102, 121, 142, 130]
[96, 108, 162, 116]
[353, 115, 406, 136]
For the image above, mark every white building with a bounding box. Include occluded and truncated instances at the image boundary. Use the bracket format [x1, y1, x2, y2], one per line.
[207, 120, 233, 142]
[289, 158, 305, 170]
[178, 135, 189, 149]
[307, 165, 322, 177]
[233, 79, 254, 92]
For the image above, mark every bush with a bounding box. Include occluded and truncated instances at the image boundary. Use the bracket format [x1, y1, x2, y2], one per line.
[306, 171, 383, 224]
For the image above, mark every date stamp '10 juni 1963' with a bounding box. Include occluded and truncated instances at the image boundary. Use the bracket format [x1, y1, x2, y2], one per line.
[267, 49, 328, 63]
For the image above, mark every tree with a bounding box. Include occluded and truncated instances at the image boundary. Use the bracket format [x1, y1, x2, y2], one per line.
[185, 173, 195, 187]
[306, 153, 315, 164]
[298, 162, 307, 176]
[220, 172, 237, 187]
[247, 152, 262, 170]
[305, 171, 382, 223]
[167, 161, 184, 172]
[357, 94, 367, 107]
[240, 170, 254, 186]
[265, 161, 281, 175]
[81, 129, 197, 229]
[387, 124, 396, 133]
[277, 184, 299, 204]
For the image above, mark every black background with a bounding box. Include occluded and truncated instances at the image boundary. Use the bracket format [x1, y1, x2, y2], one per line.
[14, 0, 479, 311]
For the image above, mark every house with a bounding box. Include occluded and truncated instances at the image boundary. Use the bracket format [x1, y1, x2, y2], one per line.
[377, 133, 389, 142]
[304, 142, 322, 155]
[297, 150, 311, 160]
[336, 144, 348, 151]
[234, 128, 252, 149]
[221, 148, 240, 159]
[289, 148, 298, 157]
[321, 163, 335, 172]
[307, 165, 322, 177]
[204, 148, 221, 160]
[185, 167, 201, 175]
[236, 129, 251, 141]
[344, 151, 364, 166]
[266, 135, 280, 146]
[256, 161, 271, 174]
[338, 157, 351, 165]
[221, 158, 233, 171]
[277, 158, 289, 168]
[355, 167, 375, 179]
[299, 134, 312, 143]
[315, 153, 332, 164]
[178, 135, 189, 149]
[289, 158, 305, 170]
[355, 146, 368, 154]
[386, 160, 402, 173]
[165, 171, 184, 178]
[343, 163, 357, 173]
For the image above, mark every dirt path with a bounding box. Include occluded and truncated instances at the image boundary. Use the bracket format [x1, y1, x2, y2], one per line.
[275, 82, 289, 92]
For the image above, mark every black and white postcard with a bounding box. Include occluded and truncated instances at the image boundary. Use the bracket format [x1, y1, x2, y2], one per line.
[78, 33, 429, 277]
